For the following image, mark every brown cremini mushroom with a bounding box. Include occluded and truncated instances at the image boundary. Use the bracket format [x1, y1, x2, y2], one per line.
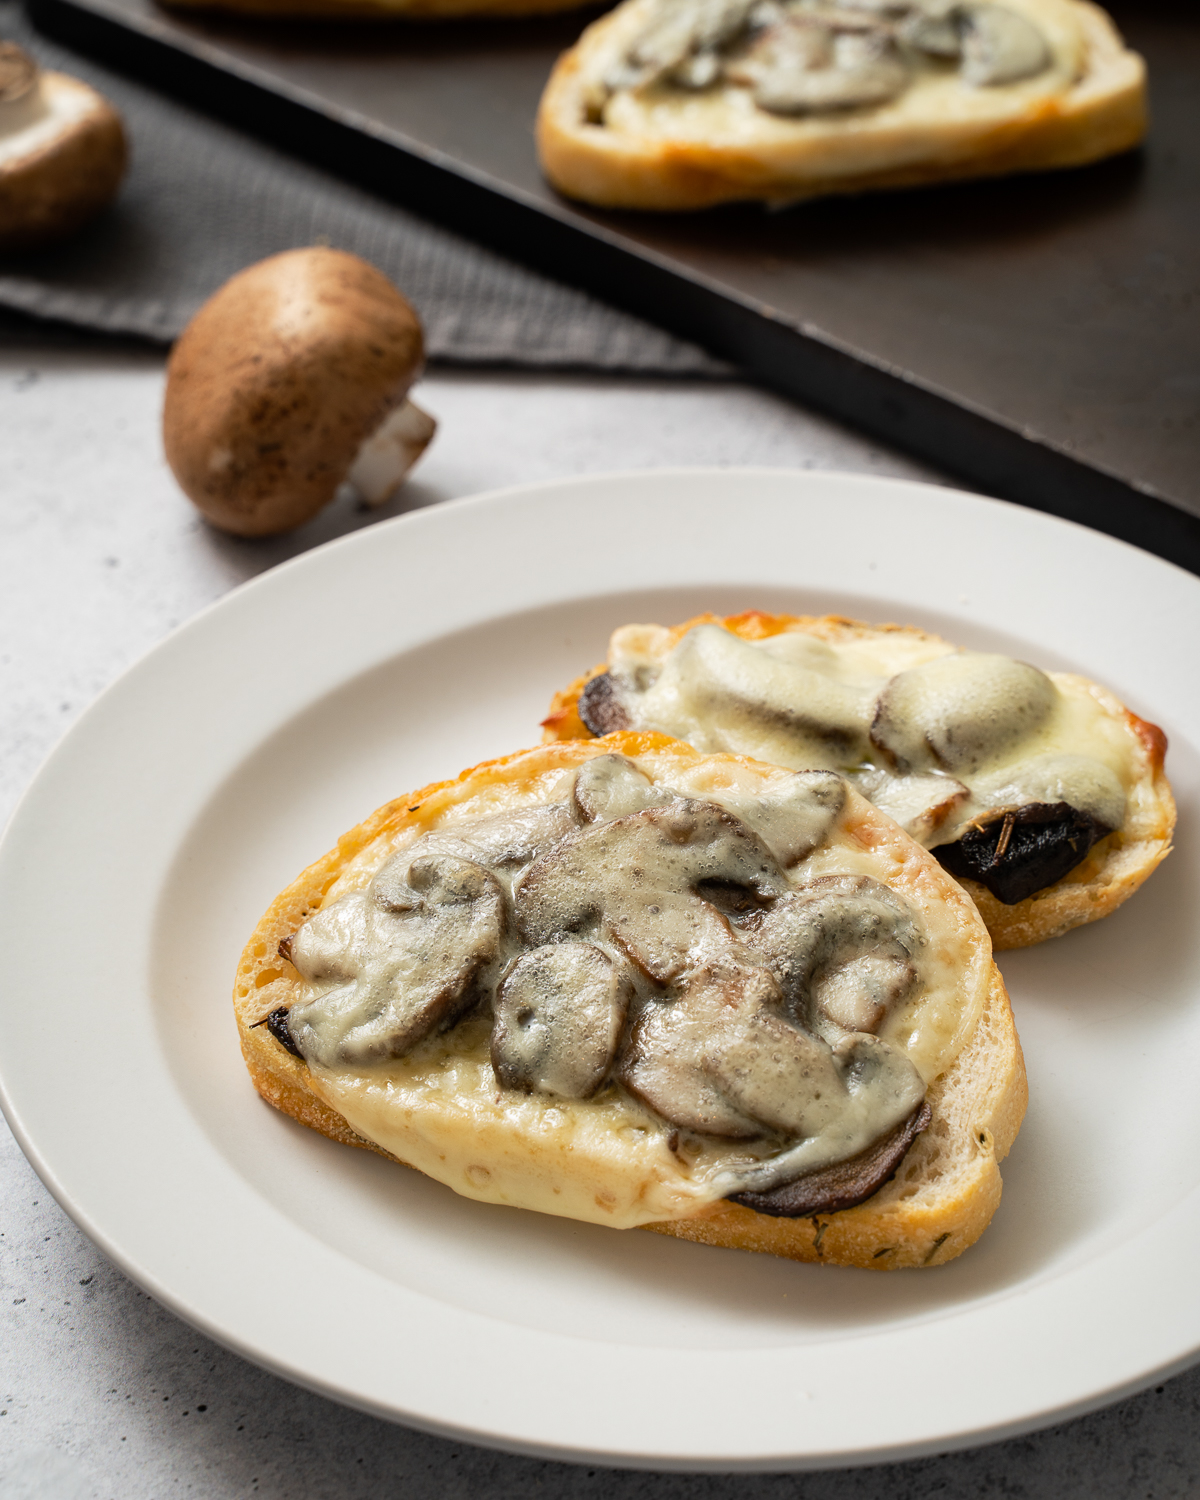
[162, 247, 435, 537]
[0, 42, 127, 252]
[491, 941, 633, 1100]
[729, 1097, 932, 1218]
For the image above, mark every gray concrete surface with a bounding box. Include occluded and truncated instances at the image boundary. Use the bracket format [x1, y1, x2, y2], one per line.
[2, 345, 1198, 1499]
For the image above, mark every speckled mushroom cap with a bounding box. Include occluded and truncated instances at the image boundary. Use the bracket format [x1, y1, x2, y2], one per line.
[162, 247, 425, 538]
[0, 44, 127, 251]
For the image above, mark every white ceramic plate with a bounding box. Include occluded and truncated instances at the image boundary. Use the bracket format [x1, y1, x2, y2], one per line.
[1, 470, 1197, 1471]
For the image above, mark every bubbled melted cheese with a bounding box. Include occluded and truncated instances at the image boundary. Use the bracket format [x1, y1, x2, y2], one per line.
[295, 751, 990, 1229]
[597, 0, 1085, 178]
[610, 625, 1140, 849]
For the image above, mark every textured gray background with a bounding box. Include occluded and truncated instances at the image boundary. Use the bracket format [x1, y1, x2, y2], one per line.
[2, 337, 1200, 1500]
[0, 0, 725, 371]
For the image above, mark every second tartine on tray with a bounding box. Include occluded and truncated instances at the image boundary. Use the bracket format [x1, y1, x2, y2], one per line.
[537, 0, 1146, 209]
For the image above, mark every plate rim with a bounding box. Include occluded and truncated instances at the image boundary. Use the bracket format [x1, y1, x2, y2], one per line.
[2, 466, 1198, 1472]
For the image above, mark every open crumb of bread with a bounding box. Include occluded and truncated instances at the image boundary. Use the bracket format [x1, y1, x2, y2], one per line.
[236, 734, 1025, 1269]
[537, 0, 1145, 210]
[541, 612, 1175, 950]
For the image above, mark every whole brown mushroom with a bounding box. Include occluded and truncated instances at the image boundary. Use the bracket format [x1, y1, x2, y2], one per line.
[0, 42, 127, 251]
[162, 247, 436, 537]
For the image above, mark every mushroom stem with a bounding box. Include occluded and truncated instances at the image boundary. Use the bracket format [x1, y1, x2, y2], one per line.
[347, 398, 437, 506]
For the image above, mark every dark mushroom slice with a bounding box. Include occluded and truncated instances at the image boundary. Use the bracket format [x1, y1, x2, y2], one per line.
[870, 652, 1057, 776]
[515, 799, 785, 982]
[733, 23, 911, 115]
[960, 3, 1050, 86]
[638, 625, 876, 763]
[620, 962, 926, 1160]
[902, 5, 962, 59]
[726, 12, 832, 81]
[285, 854, 505, 1068]
[721, 769, 846, 867]
[386, 801, 580, 878]
[674, 49, 725, 88]
[703, 989, 875, 1136]
[730, 1098, 931, 1217]
[492, 942, 633, 1098]
[607, 0, 755, 91]
[289, 894, 373, 982]
[572, 752, 675, 823]
[710, 1016, 926, 1141]
[810, 951, 917, 1035]
[617, 966, 776, 1139]
[965, 752, 1127, 836]
[694, 877, 776, 919]
[250, 1005, 306, 1059]
[740, 874, 921, 1039]
[935, 800, 1116, 905]
[578, 673, 632, 737]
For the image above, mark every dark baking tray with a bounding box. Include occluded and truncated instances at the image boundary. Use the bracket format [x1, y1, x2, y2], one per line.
[30, 0, 1200, 571]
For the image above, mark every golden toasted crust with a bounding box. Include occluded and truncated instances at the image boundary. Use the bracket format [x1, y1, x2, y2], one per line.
[541, 610, 1176, 950]
[650, 964, 1023, 1267]
[961, 702, 1172, 948]
[537, 0, 1145, 211]
[236, 732, 1025, 1269]
[0, 73, 126, 251]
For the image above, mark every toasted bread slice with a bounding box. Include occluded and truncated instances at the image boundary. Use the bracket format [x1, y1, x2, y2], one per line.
[537, 0, 1145, 210]
[542, 612, 1175, 950]
[236, 733, 1025, 1269]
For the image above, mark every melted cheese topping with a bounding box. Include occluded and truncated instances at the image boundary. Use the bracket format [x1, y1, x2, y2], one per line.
[598, 0, 1085, 177]
[609, 625, 1137, 849]
[291, 749, 990, 1228]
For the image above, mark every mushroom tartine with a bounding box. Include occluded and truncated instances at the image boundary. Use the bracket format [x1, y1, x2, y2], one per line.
[542, 613, 1175, 950]
[238, 735, 1025, 1268]
[0, 42, 126, 250]
[162, 248, 436, 538]
[536, 0, 1145, 210]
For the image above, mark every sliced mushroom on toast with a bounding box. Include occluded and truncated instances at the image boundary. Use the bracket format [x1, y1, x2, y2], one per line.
[543, 612, 1174, 949]
[235, 735, 1024, 1268]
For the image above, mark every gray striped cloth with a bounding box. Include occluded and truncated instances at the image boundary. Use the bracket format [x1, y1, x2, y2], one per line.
[0, 0, 728, 371]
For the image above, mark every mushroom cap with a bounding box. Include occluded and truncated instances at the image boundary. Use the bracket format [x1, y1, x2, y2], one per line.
[0, 64, 127, 251]
[162, 247, 425, 538]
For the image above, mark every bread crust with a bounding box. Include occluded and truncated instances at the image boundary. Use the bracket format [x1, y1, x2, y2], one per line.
[536, 0, 1146, 211]
[541, 611, 1176, 951]
[235, 732, 1026, 1269]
